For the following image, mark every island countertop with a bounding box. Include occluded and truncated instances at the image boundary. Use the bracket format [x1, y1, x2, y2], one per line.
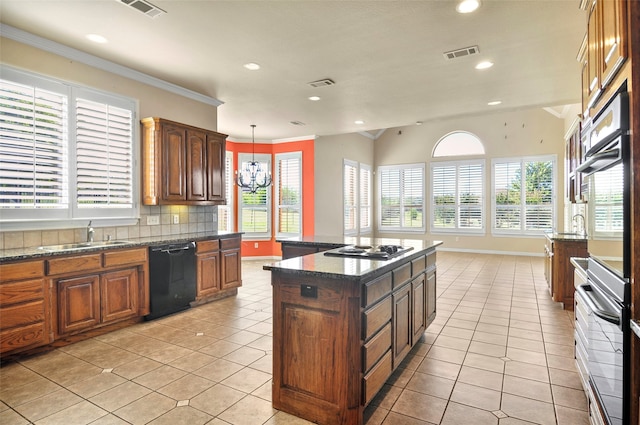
[265, 238, 442, 280]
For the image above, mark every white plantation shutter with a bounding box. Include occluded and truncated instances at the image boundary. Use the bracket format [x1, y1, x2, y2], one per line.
[431, 160, 484, 232]
[1, 67, 139, 225]
[378, 163, 424, 231]
[344, 160, 357, 234]
[492, 156, 555, 234]
[276, 152, 301, 237]
[75, 97, 133, 210]
[359, 164, 371, 233]
[592, 163, 623, 235]
[238, 153, 271, 237]
[0, 79, 68, 213]
[218, 152, 233, 231]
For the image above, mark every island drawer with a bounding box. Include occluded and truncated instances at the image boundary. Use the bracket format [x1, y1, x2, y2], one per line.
[363, 273, 392, 307]
[221, 237, 241, 250]
[362, 350, 392, 406]
[412, 255, 426, 274]
[362, 296, 391, 340]
[197, 239, 220, 253]
[392, 263, 412, 288]
[363, 322, 391, 372]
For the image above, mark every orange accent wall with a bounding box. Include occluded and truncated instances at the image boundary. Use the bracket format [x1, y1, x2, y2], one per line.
[226, 138, 314, 258]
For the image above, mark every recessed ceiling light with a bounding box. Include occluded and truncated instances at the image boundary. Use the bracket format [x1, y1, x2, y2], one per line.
[488, 101, 502, 106]
[456, 0, 480, 13]
[86, 34, 108, 44]
[354, 120, 365, 125]
[308, 96, 321, 101]
[416, 121, 423, 126]
[475, 61, 494, 70]
[243, 62, 260, 71]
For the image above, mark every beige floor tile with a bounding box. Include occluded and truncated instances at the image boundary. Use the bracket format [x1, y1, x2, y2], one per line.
[0, 377, 62, 406]
[147, 405, 213, 425]
[551, 385, 588, 411]
[158, 374, 214, 400]
[381, 411, 432, 425]
[251, 379, 272, 401]
[112, 356, 162, 380]
[0, 408, 32, 425]
[133, 365, 187, 390]
[13, 389, 82, 423]
[555, 405, 590, 425]
[502, 374, 553, 402]
[463, 352, 505, 374]
[264, 410, 316, 424]
[468, 340, 507, 357]
[198, 339, 243, 357]
[450, 381, 501, 411]
[66, 371, 127, 399]
[193, 358, 244, 382]
[168, 350, 216, 372]
[391, 389, 448, 424]
[405, 371, 455, 399]
[220, 367, 271, 393]
[189, 383, 246, 417]
[501, 393, 556, 425]
[457, 366, 503, 391]
[89, 381, 151, 412]
[433, 335, 472, 351]
[506, 347, 547, 366]
[113, 392, 176, 425]
[426, 345, 466, 364]
[222, 345, 266, 365]
[548, 367, 584, 390]
[34, 400, 107, 425]
[218, 394, 277, 425]
[507, 336, 545, 353]
[369, 384, 403, 410]
[472, 331, 508, 346]
[440, 401, 499, 425]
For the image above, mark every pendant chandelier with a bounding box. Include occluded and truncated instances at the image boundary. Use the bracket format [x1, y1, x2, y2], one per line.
[235, 124, 272, 193]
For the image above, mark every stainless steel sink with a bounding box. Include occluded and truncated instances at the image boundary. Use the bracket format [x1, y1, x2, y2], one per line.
[37, 240, 132, 251]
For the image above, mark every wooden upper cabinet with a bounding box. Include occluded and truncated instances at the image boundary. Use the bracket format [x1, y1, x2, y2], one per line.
[141, 117, 227, 205]
[581, 0, 627, 118]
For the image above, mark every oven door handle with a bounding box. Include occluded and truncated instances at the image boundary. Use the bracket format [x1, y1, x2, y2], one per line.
[576, 285, 620, 326]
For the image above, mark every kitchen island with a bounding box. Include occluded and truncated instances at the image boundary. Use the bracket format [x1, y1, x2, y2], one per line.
[264, 238, 442, 425]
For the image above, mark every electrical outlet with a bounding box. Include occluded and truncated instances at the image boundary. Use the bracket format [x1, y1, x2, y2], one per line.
[173, 214, 180, 224]
[146, 215, 160, 225]
[254, 242, 259, 248]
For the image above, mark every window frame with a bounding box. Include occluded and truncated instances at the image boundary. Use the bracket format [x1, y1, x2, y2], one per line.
[343, 159, 358, 236]
[430, 159, 485, 234]
[0, 65, 140, 231]
[217, 151, 233, 232]
[491, 155, 556, 236]
[343, 159, 372, 236]
[359, 163, 372, 235]
[588, 163, 624, 240]
[237, 152, 272, 239]
[377, 163, 425, 233]
[275, 151, 302, 239]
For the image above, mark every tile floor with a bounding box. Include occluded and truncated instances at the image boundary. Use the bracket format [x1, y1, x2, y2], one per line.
[0, 252, 589, 425]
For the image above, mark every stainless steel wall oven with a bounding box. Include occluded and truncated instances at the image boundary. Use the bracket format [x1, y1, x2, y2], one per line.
[577, 88, 630, 425]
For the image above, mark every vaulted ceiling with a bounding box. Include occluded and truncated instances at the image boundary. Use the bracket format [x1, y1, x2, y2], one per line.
[0, 0, 586, 140]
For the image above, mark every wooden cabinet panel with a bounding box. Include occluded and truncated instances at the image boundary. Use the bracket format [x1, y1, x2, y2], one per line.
[282, 245, 318, 260]
[362, 296, 391, 340]
[163, 125, 187, 201]
[392, 283, 411, 366]
[363, 322, 391, 372]
[412, 274, 426, 343]
[599, 0, 626, 87]
[1, 322, 47, 354]
[197, 251, 220, 296]
[221, 242, 241, 291]
[101, 268, 138, 323]
[362, 350, 392, 406]
[363, 272, 392, 307]
[0, 300, 46, 330]
[103, 248, 147, 268]
[392, 263, 411, 288]
[197, 239, 220, 253]
[47, 254, 101, 275]
[426, 271, 436, 325]
[0, 279, 44, 306]
[187, 130, 208, 201]
[57, 274, 101, 335]
[0, 260, 44, 281]
[141, 117, 227, 206]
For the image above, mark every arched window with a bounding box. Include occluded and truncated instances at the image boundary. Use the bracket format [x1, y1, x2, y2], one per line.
[433, 131, 485, 157]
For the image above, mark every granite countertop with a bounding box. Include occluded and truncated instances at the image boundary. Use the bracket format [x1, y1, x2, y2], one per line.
[277, 235, 436, 248]
[545, 231, 588, 241]
[264, 239, 443, 280]
[0, 231, 243, 263]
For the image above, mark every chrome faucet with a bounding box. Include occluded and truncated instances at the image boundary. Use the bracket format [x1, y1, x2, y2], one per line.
[87, 221, 95, 243]
[572, 214, 586, 236]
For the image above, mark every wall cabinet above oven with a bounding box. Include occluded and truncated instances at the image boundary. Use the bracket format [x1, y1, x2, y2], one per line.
[579, 0, 628, 120]
[141, 117, 227, 206]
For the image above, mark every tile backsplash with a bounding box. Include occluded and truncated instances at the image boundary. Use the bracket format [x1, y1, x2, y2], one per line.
[0, 205, 218, 250]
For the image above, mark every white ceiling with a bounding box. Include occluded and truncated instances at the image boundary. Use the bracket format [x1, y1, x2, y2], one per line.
[0, 0, 586, 141]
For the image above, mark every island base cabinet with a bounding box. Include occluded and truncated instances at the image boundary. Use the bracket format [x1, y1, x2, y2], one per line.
[272, 274, 361, 425]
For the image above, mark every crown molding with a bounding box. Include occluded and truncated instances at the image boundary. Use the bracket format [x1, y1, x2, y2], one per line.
[1, 24, 223, 107]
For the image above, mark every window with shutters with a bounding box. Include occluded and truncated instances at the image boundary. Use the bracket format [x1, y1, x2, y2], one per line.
[238, 153, 271, 238]
[276, 152, 302, 238]
[433, 131, 485, 157]
[431, 160, 484, 233]
[492, 156, 555, 235]
[590, 163, 623, 238]
[0, 66, 138, 226]
[343, 160, 371, 235]
[217, 151, 233, 232]
[378, 163, 425, 232]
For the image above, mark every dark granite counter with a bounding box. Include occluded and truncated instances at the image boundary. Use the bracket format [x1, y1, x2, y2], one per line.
[545, 231, 588, 241]
[0, 231, 243, 262]
[265, 238, 442, 280]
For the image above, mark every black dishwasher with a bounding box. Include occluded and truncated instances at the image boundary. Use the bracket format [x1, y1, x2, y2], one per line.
[146, 242, 197, 320]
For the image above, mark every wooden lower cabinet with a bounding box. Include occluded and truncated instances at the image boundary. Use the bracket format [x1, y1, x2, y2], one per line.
[221, 237, 241, 290]
[57, 274, 101, 335]
[271, 249, 437, 425]
[195, 236, 242, 301]
[101, 268, 139, 323]
[544, 234, 588, 309]
[0, 260, 50, 354]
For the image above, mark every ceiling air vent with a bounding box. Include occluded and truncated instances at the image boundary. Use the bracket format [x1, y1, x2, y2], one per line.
[290, 121, 306, 126]
[308, 79, 335, 88]
[117, 0, 166, 18]
[443, 45, 480, 60]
